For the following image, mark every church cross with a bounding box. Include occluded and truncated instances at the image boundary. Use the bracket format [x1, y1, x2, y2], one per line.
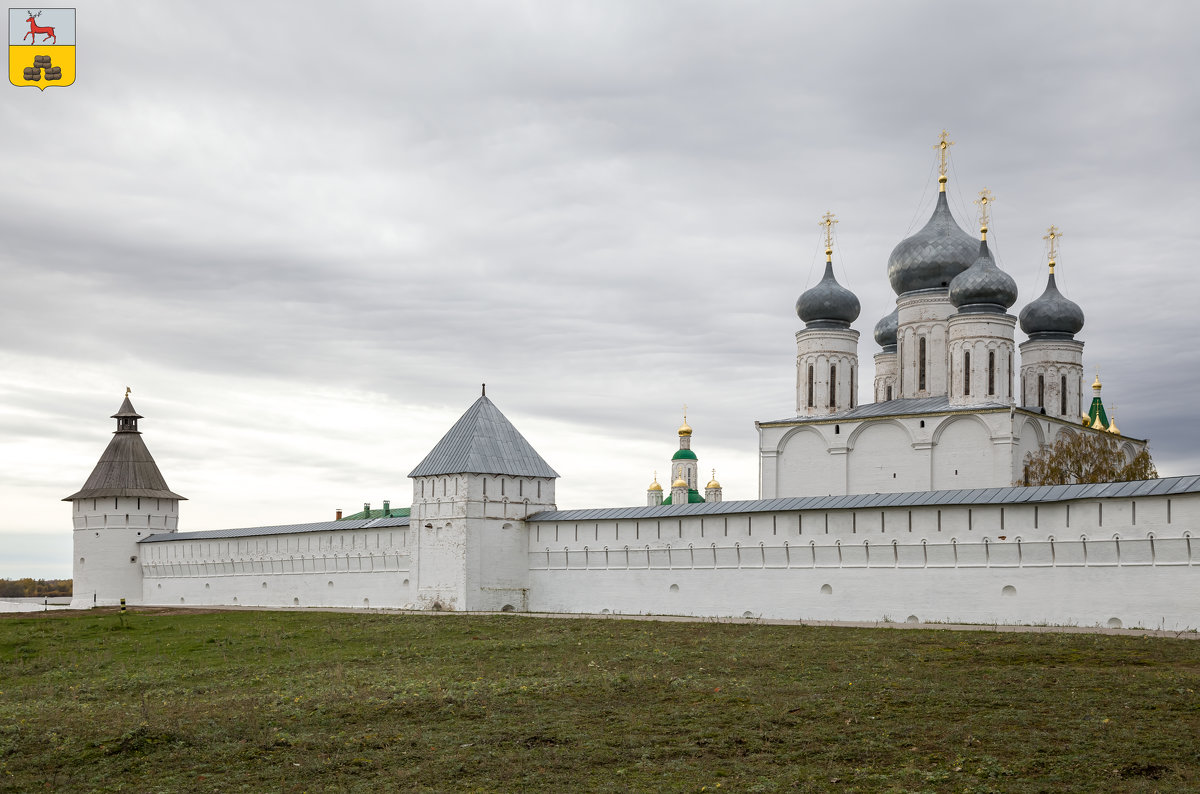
[935, 130, 954, 181]
[820, 211, 838, 258]
[1043, 225, 1062, 272]
[974, 189, 994, 235]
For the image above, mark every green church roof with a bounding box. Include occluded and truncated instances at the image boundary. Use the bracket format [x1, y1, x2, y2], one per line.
[671, 448, 697, 461]
[662, 488, 706, 505]
[340, 506, 411, 521]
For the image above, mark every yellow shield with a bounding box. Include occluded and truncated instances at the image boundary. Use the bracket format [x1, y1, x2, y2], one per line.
[9, 8, 75, 90]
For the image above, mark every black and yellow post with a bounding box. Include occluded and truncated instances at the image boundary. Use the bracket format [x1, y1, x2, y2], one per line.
[120, 598, 126, 613]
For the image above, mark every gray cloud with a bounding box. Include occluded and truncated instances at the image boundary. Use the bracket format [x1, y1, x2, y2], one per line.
[3, 1, 1199, 575]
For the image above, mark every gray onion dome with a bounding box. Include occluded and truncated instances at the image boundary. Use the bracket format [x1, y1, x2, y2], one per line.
[948, 239, 1018, 314]
[887, 192, 978, 295]
[796, 261, 861, 329]
[1019, 271, 1085, 339]
[873, 308, 898, 351]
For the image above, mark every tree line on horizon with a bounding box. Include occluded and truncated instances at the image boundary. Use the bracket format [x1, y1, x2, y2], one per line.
[0, 579, 72, 598]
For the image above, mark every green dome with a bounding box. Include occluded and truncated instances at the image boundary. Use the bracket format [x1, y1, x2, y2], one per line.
[671, 448, 697, 461]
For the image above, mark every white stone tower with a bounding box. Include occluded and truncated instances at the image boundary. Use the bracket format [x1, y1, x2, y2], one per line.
[646, 474, 664, 507]
[671, 413, 698, 491]
[889, 132, 979, 399]
[872, 308, 898, 402]
[66, 391, 184, 608]
[946, 190, 1018, 407]
[407, 388, 558, 612]
[1018, 227, 1086, 419]
[795, 212, 861, 415]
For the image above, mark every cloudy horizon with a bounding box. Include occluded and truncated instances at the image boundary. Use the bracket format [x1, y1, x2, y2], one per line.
[3, 1, 1198, 578]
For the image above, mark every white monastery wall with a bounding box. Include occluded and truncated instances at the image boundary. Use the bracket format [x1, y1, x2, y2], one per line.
[141, 527, 413, 608]
[527, 493, 1200, 630]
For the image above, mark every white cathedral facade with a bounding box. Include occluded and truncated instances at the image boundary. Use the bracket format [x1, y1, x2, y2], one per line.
[67, 140, 1199, 629]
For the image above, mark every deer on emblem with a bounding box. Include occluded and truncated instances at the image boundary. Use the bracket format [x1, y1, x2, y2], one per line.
[23, 10, 57, 44]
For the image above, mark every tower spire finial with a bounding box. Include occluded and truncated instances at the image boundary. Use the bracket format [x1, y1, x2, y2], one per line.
[1043, 225, 1062, 274]
[935, 130, 954, 192]
[125, 386, 131, 397]
[820, 211, 838, 261]
[974, 189, 993, 240]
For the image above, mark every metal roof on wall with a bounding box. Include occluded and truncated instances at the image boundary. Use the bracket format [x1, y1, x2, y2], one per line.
[139, 515, 411, 543]
[528, 475, 1200, 523]
[758, 395, 1009, 425]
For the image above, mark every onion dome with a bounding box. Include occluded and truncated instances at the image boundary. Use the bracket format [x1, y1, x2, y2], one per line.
[647, 474, 662, 492]
[678, 418, 692, 437]
[672, 475, 687, 489]
[706, 470, 721, 490]
[1019, 268, 1085, 339]
[949, 239, 1018, 313]
[796, 260, 861, 328]
[672, 448, 697, 461]
[873, 308, 898, 352]
[887, 191, 978, 295]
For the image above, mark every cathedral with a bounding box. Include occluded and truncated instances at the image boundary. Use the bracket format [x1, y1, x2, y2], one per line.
[758, 133, 1142, 498]
[65, 136, 1197, 630]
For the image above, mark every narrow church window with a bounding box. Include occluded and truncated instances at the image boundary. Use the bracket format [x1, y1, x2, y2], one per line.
[886, 385, 893, 401]
[850, 367, 856, 409]
[1132, 502, 1136, 525]
[829, 365, 837, 408]
[501, 479, 506, 497]
[807, 366, 814, 408]
[919, 337, 927, 391]
[483, 478, 487, 496]
[537, 481, 541, 499]
[1007, 356, 1013, 399]
[964, 351, 971, 395]
[834, 425, 840, 434]
[1060, 376, 1067, 415]
[988, 351, 995, 396]
[1037, 375, 1045, 408]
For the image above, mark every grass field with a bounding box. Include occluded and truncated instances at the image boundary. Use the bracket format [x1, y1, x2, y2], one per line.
[1, 609, 1198, 792]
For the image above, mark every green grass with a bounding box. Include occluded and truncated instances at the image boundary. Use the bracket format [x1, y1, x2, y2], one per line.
[1, 609, 1198, 792]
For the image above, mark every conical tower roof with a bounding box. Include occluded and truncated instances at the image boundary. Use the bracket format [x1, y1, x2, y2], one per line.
[63, 396, 185, 501]
[409, 394, 559, 478]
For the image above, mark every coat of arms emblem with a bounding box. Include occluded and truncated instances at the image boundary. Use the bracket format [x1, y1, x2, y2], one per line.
[9, 8, 75, 89]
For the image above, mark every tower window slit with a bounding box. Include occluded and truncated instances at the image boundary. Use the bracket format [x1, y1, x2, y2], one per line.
[886, 385, 893, 401]
[964, 351, 971, 396]
[988, 351, 995, 396]
[919, 337, 927, 391]
[1038, 374, 1045, 408]
[829, 364, 837, 408]
[807, 365, 814, 408]
[1060, 375, 1067, 415]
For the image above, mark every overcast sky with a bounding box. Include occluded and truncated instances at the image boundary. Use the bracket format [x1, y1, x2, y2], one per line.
[3, 1, 1198, 578]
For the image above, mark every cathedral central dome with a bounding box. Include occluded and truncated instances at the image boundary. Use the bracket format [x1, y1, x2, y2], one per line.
[887, 192, 978, 295]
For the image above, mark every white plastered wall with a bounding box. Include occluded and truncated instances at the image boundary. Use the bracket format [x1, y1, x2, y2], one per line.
[527, 493, 1200, 630]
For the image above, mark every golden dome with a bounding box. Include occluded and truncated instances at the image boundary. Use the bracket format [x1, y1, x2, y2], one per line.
[706, 469, 721, 490]
[647, 479, 662, 492]
[1081, 413, 1092, 427]
[672, 476, 687, 489]
[1106, 420, 1120, 435]
[1092, 374, 1102, 390]
[678, 418, 692, 437]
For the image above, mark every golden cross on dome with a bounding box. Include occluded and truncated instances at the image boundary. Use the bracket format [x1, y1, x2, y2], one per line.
[974, 189, 994, 237]
[682, 403, 687, 420]
[935, 130, 954, 189]
[125, 386, 131, 397]
[1043, 225, 1062, 272]
[820, 211, 837, 259]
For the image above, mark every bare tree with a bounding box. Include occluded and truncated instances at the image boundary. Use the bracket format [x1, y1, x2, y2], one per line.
[1022, 432, 1156, 486]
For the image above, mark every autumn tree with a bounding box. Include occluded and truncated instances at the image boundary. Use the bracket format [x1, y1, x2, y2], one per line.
[1022, 431, 1157, 486]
